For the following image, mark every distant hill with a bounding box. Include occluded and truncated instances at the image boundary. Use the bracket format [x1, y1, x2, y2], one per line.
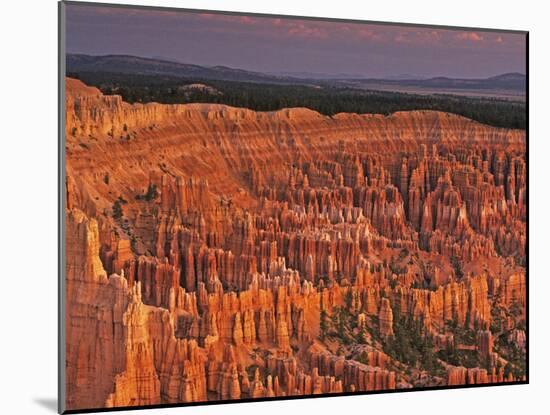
[338, 73, 526, 95]
[384, 72, 526, 91]
[67, 54, 301, 84]
[67, 54, 526, 98]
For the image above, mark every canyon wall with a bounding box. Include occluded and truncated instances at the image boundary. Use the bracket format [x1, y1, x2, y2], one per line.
[65, 78, 527, 410]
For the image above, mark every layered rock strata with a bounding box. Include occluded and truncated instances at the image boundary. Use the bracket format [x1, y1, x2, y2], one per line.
[65, 78, 527, 410]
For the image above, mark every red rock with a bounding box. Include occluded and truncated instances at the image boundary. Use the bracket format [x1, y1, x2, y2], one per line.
[64, 79, 527, 409]
[378, 298, 394, 338]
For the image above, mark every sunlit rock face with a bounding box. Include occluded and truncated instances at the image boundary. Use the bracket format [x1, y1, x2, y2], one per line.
[64, 78, 526, 410]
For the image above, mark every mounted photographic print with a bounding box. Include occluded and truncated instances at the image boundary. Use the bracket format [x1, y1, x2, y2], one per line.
[59, 1, 528, 413]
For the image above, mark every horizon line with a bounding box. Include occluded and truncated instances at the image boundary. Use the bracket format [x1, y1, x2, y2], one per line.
[66, 52, 527, 81]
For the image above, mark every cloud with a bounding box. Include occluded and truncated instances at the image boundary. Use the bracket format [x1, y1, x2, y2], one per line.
[456, 32, 484, 42]
[355, 28, 383, 40]
[287, 23, 328, 39]
[239, 16, 256, 25]
[393, 29, 442, 44]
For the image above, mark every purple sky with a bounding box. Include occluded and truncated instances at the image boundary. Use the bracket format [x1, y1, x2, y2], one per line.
[65, 3, 526, 79]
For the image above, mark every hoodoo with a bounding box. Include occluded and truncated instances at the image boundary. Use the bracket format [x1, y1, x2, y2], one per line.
[65, 78, 526, 410]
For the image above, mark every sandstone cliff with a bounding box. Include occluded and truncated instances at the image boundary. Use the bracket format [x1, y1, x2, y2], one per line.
[64, 78, 527, 410]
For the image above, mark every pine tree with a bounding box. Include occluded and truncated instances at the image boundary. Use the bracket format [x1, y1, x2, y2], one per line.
[112, 200, 123, 220]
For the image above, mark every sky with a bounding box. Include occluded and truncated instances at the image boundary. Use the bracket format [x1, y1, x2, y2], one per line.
[65, 3, 526, 79]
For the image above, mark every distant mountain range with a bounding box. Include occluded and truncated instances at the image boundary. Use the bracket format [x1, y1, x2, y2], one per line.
[67, 54, 299, 84]
[67, 54, 526, 96]
[342, 72, 526, 91]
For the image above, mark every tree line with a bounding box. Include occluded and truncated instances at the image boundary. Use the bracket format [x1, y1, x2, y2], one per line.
[69, 71, 526, 130]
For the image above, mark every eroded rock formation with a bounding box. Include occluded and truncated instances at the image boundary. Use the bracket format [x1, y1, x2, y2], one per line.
[65, 78, 527, 410]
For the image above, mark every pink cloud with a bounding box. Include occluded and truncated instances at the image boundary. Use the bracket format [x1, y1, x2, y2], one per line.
[239, 16, 256, 25]
[393, 29, 441, 44]
[355, 28, 383, 40]
[286, 23, 328, 39]
[456, 32, 484, 42]
[196, 13, 259, 25]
